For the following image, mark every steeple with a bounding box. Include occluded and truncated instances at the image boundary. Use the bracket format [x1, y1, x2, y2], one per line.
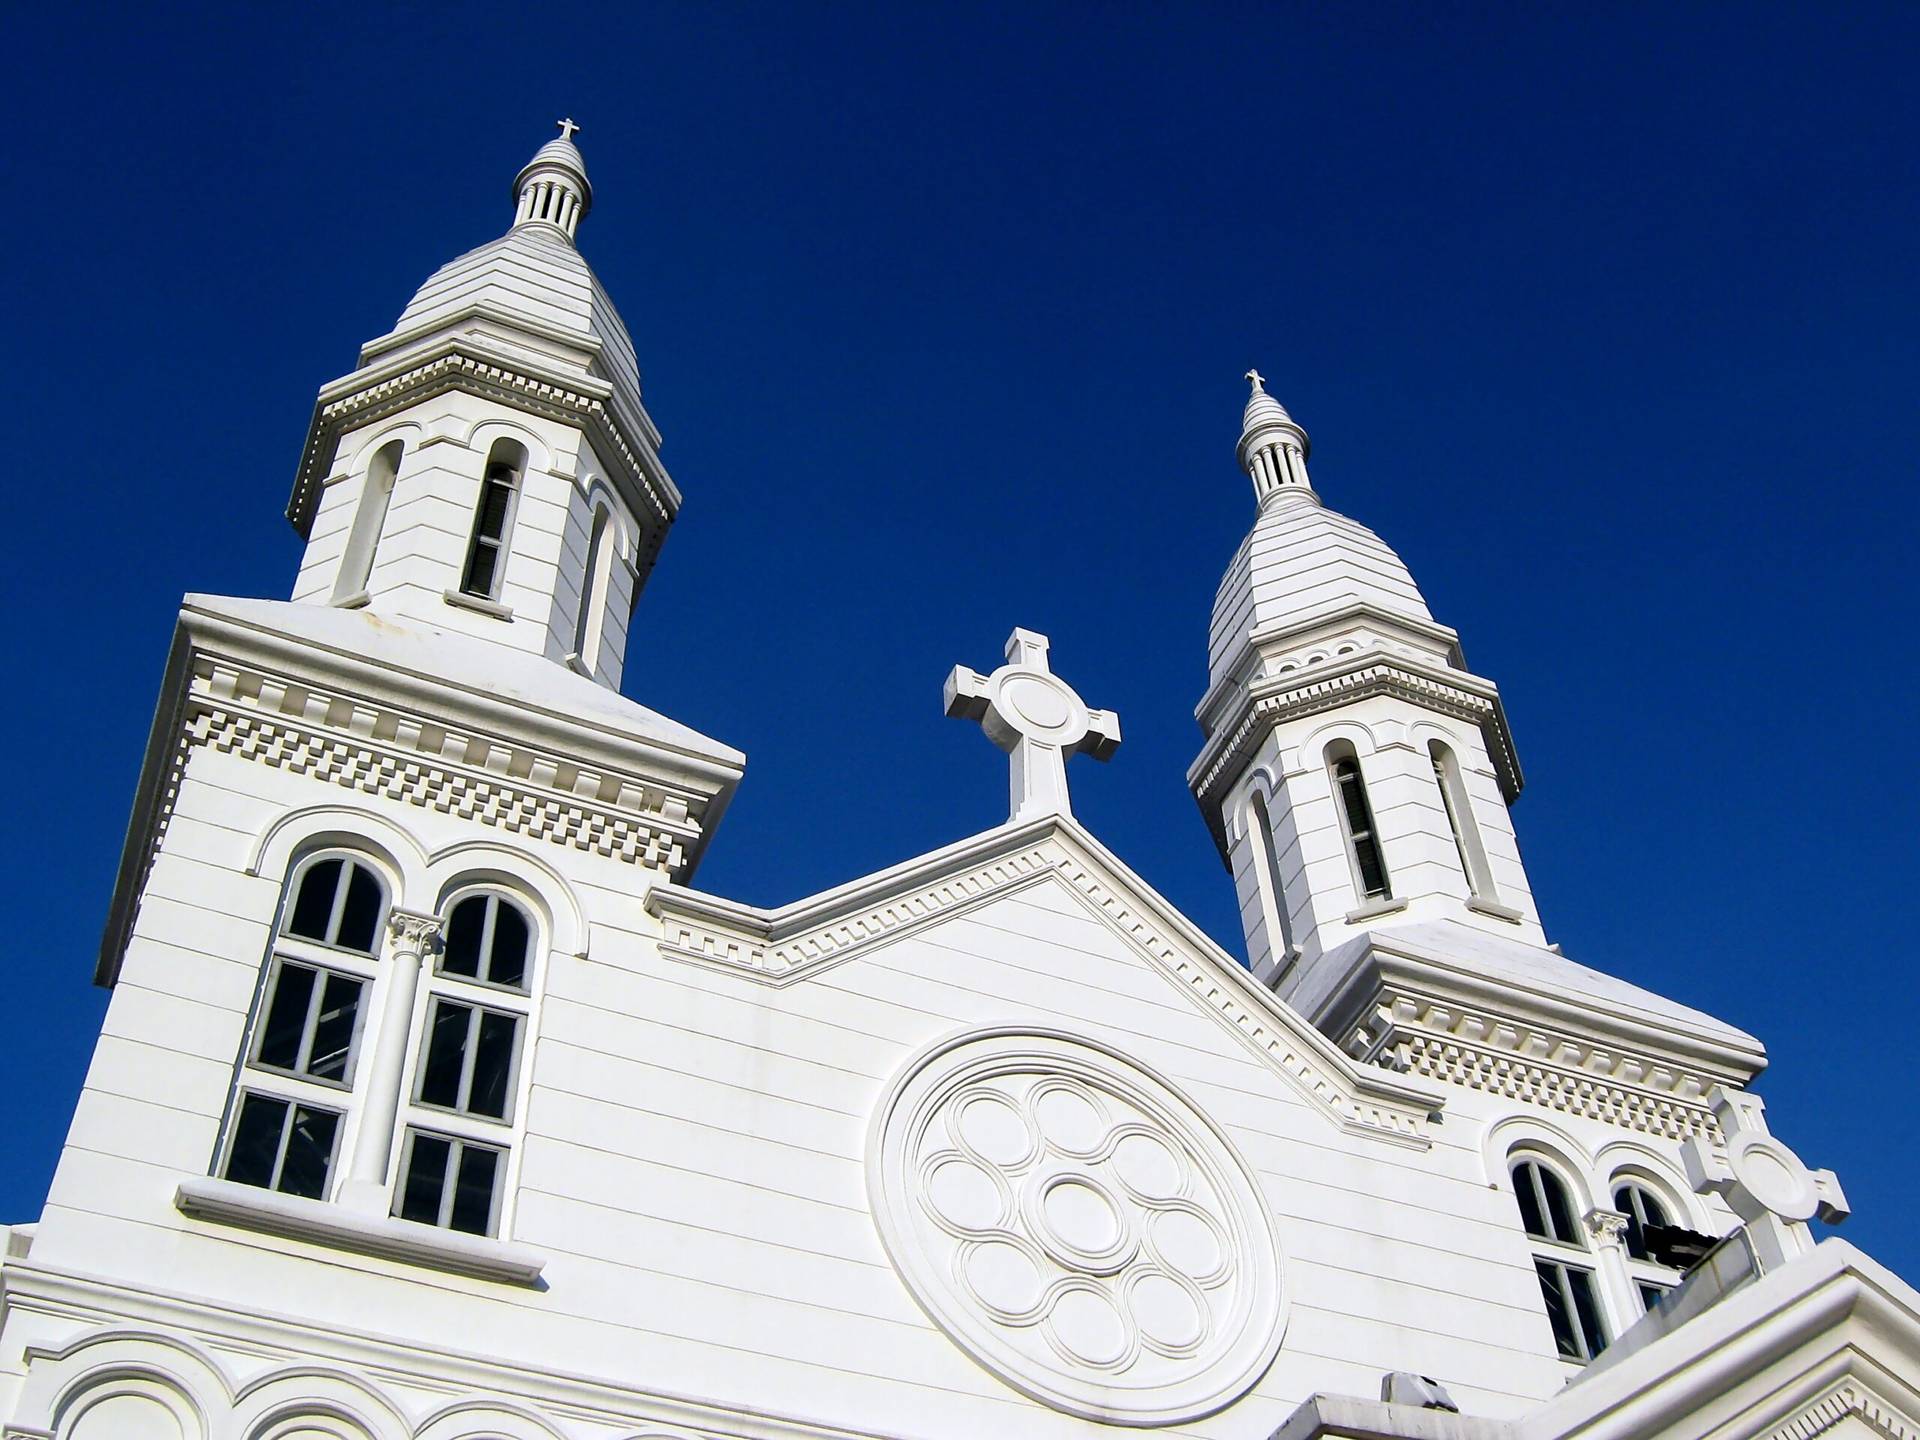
[283, 123, 678, 692]
[1236, 369, 1314, 505]
[1190, 372, 1541, 984]
[511, 120, 592, 239]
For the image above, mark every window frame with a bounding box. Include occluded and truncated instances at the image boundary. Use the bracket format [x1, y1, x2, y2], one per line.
[1429, 739, 1498, 901]
[332, 437, 403, 604]
[1243, 788, 1297, 963]
[1326, 743, 1392, 903]
[219, 1089, 346, 1201]
[247, 954, 372, 1092]
[1613, 1176, 1686, 1312]
[393, 1125, 510, 1238]
[1510, 1154, 1609, 1363]
[459, 444, 527, 602]
[411, 993, 527, 1125]
[278, 851, 390, 958]
[436, 890, 535, 995]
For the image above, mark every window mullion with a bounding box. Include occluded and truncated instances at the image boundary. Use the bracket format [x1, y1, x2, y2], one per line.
[479, 898, 498, 980]
[270, 1101, 297, 1189]
[296, 967, 325, 1073]
[438, 1140, 460, 1228]
[458, 1004, 482, 1111]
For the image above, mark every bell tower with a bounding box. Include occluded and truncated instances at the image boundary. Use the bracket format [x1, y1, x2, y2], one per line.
[282, 122, 674, 692]
[1190, 374, 1546, 987]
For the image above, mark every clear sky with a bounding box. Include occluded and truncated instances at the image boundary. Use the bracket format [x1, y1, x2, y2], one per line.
[4, 3, 1915, 1285]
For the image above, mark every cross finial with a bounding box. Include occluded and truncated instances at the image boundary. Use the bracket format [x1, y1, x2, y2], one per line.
[1245, 368, 1266, 391]
[556, 117, 582, 142]
[944, 628, 1120, 823]
[1681, 1087, 1847, 1272]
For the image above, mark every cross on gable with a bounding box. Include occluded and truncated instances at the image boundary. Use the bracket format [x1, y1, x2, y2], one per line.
[1681, 1086, 1848, 1270]
[557, 117, 582, 142]
[944, 628, 1120, 824]
[1245, 368, 1266, 390]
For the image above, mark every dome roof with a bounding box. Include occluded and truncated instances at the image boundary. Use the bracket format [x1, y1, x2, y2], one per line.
[385, 221, 643, 405]
[1206, 489, 1434, 691]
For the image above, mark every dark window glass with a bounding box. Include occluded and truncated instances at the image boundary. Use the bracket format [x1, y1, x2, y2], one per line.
[257, 962, 317, 1071]
[225, 1094, 287, 1190]
[1513, 1162, 1547, 1238]
[1535, 1259, 1607, 1361]
[278, 1106, 339, 1199]
[488, 903, 529, 989]
[419, 1000, 472, 1109]
[223, 1093, 338, 1199]
[288, 859, 342, 941]
[451, 1144, 501, 1235]
[398, 1132, 451, 1224]
[1333, 756, 1391, 899]
[1513, 1160, 1581, 1246]
[308, 972, 364, 1082]
[337, 864, 384, 953]
[461, 465, 517, 597]
[470, 1011, 517, 1118]
[1638, 1281, 1670, 1314]
[1542, 1167, 1578, 1244]
[1567, 1266, 1606, 1357]
[1614, 1184, 1673, 1262]
[443, 896, 487, 978]
[283, 857, 383, 951]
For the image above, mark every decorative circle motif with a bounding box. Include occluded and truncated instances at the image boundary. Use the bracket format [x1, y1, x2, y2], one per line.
[869, 1027, 1287, 1425]
[1729, 1133, 1819, 1220]
[992, 670, 1086, 742]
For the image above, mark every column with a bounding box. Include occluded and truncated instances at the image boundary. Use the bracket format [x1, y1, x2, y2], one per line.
[339, 908, 442, 1215]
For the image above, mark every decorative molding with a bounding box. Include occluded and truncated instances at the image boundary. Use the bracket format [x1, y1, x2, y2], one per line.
[649, 823, 1433, 1146]
[286, 339, 677, 583]
[867, 1028, 1287, 1425]
[174, 1179, 545, 1286]
[1387, 1021, 1722, 1144]
[1190, 648, 1521, 860]
[1761, 1379, 1920, 1440]
[1583, 1206, 1630, 1246]
[385, 908, 444, 955]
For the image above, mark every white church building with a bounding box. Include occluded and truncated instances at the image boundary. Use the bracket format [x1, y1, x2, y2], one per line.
[2, 126, 1914, 1440]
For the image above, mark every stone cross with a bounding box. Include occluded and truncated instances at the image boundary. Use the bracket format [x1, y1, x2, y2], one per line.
[1681, 1086, 1848, 1271]
[557, 117, 582, 142]
[945, 628, 1120, 823]
[1245, 368, 1266, 389]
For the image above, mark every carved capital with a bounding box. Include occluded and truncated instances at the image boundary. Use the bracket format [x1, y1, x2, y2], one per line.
[1584, 1206, 1630, 1246]
[386, 908, 443, 957]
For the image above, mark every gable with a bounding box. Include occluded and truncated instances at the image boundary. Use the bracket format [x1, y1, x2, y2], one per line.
[646, 815, 1438, 1148]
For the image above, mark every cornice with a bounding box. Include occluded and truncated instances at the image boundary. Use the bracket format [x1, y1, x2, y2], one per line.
[1307, 934, 1766, 1145]
[1188, 645, 1523, 859]
[648, 816, 1441, 1147]
[98, 605, 738, 986]
[285, 334, 679, 584]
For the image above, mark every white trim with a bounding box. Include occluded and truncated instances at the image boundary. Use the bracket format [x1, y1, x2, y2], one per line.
[173, 1177, 545, 1285]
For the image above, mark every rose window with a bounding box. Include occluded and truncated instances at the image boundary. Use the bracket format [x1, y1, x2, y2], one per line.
[869, 1028, 1286, 1425]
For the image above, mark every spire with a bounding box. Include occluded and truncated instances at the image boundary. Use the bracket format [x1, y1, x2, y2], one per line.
[511, 119, 593, 240]
[1236, 369, 1314, 506]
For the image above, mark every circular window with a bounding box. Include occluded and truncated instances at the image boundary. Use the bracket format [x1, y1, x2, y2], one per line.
[868, 1028, 1286, 1424]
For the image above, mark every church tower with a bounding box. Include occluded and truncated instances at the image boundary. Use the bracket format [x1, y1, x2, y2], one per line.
[284, 125, 672, 691]
[1190, 374, 1546, 986]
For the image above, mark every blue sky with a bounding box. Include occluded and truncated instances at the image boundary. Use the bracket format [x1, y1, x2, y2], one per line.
[3, 2, 1915, 1284]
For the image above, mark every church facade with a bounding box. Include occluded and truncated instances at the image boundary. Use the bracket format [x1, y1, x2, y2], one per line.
[2, 128, 1914, 1440]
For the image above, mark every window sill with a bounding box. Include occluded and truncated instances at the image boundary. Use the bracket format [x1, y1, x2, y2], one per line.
[1467, 896, 1525, 924]
[331, 589, 372, 610]
[563, 650, 593, 678]
[175, 1177, 545, 1286]
[442, 588, 515, 621]
[1344, 896, 1409, 924]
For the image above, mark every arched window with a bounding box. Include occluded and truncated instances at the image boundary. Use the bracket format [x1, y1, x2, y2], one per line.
[332, 439, 402, 604]
[1613, 1179, 1681, 1312]
[220, 853, 389, 1201]
[1326, 742, 1391, 903]
[1245, 789, 1296, 962]
[393, 889, 537, 1237]
[459, 440, 527, 601]
[1511, 1156, 1607, 1362]
[570, 503, 614, 669]
[1429, 740, 1496, 901]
